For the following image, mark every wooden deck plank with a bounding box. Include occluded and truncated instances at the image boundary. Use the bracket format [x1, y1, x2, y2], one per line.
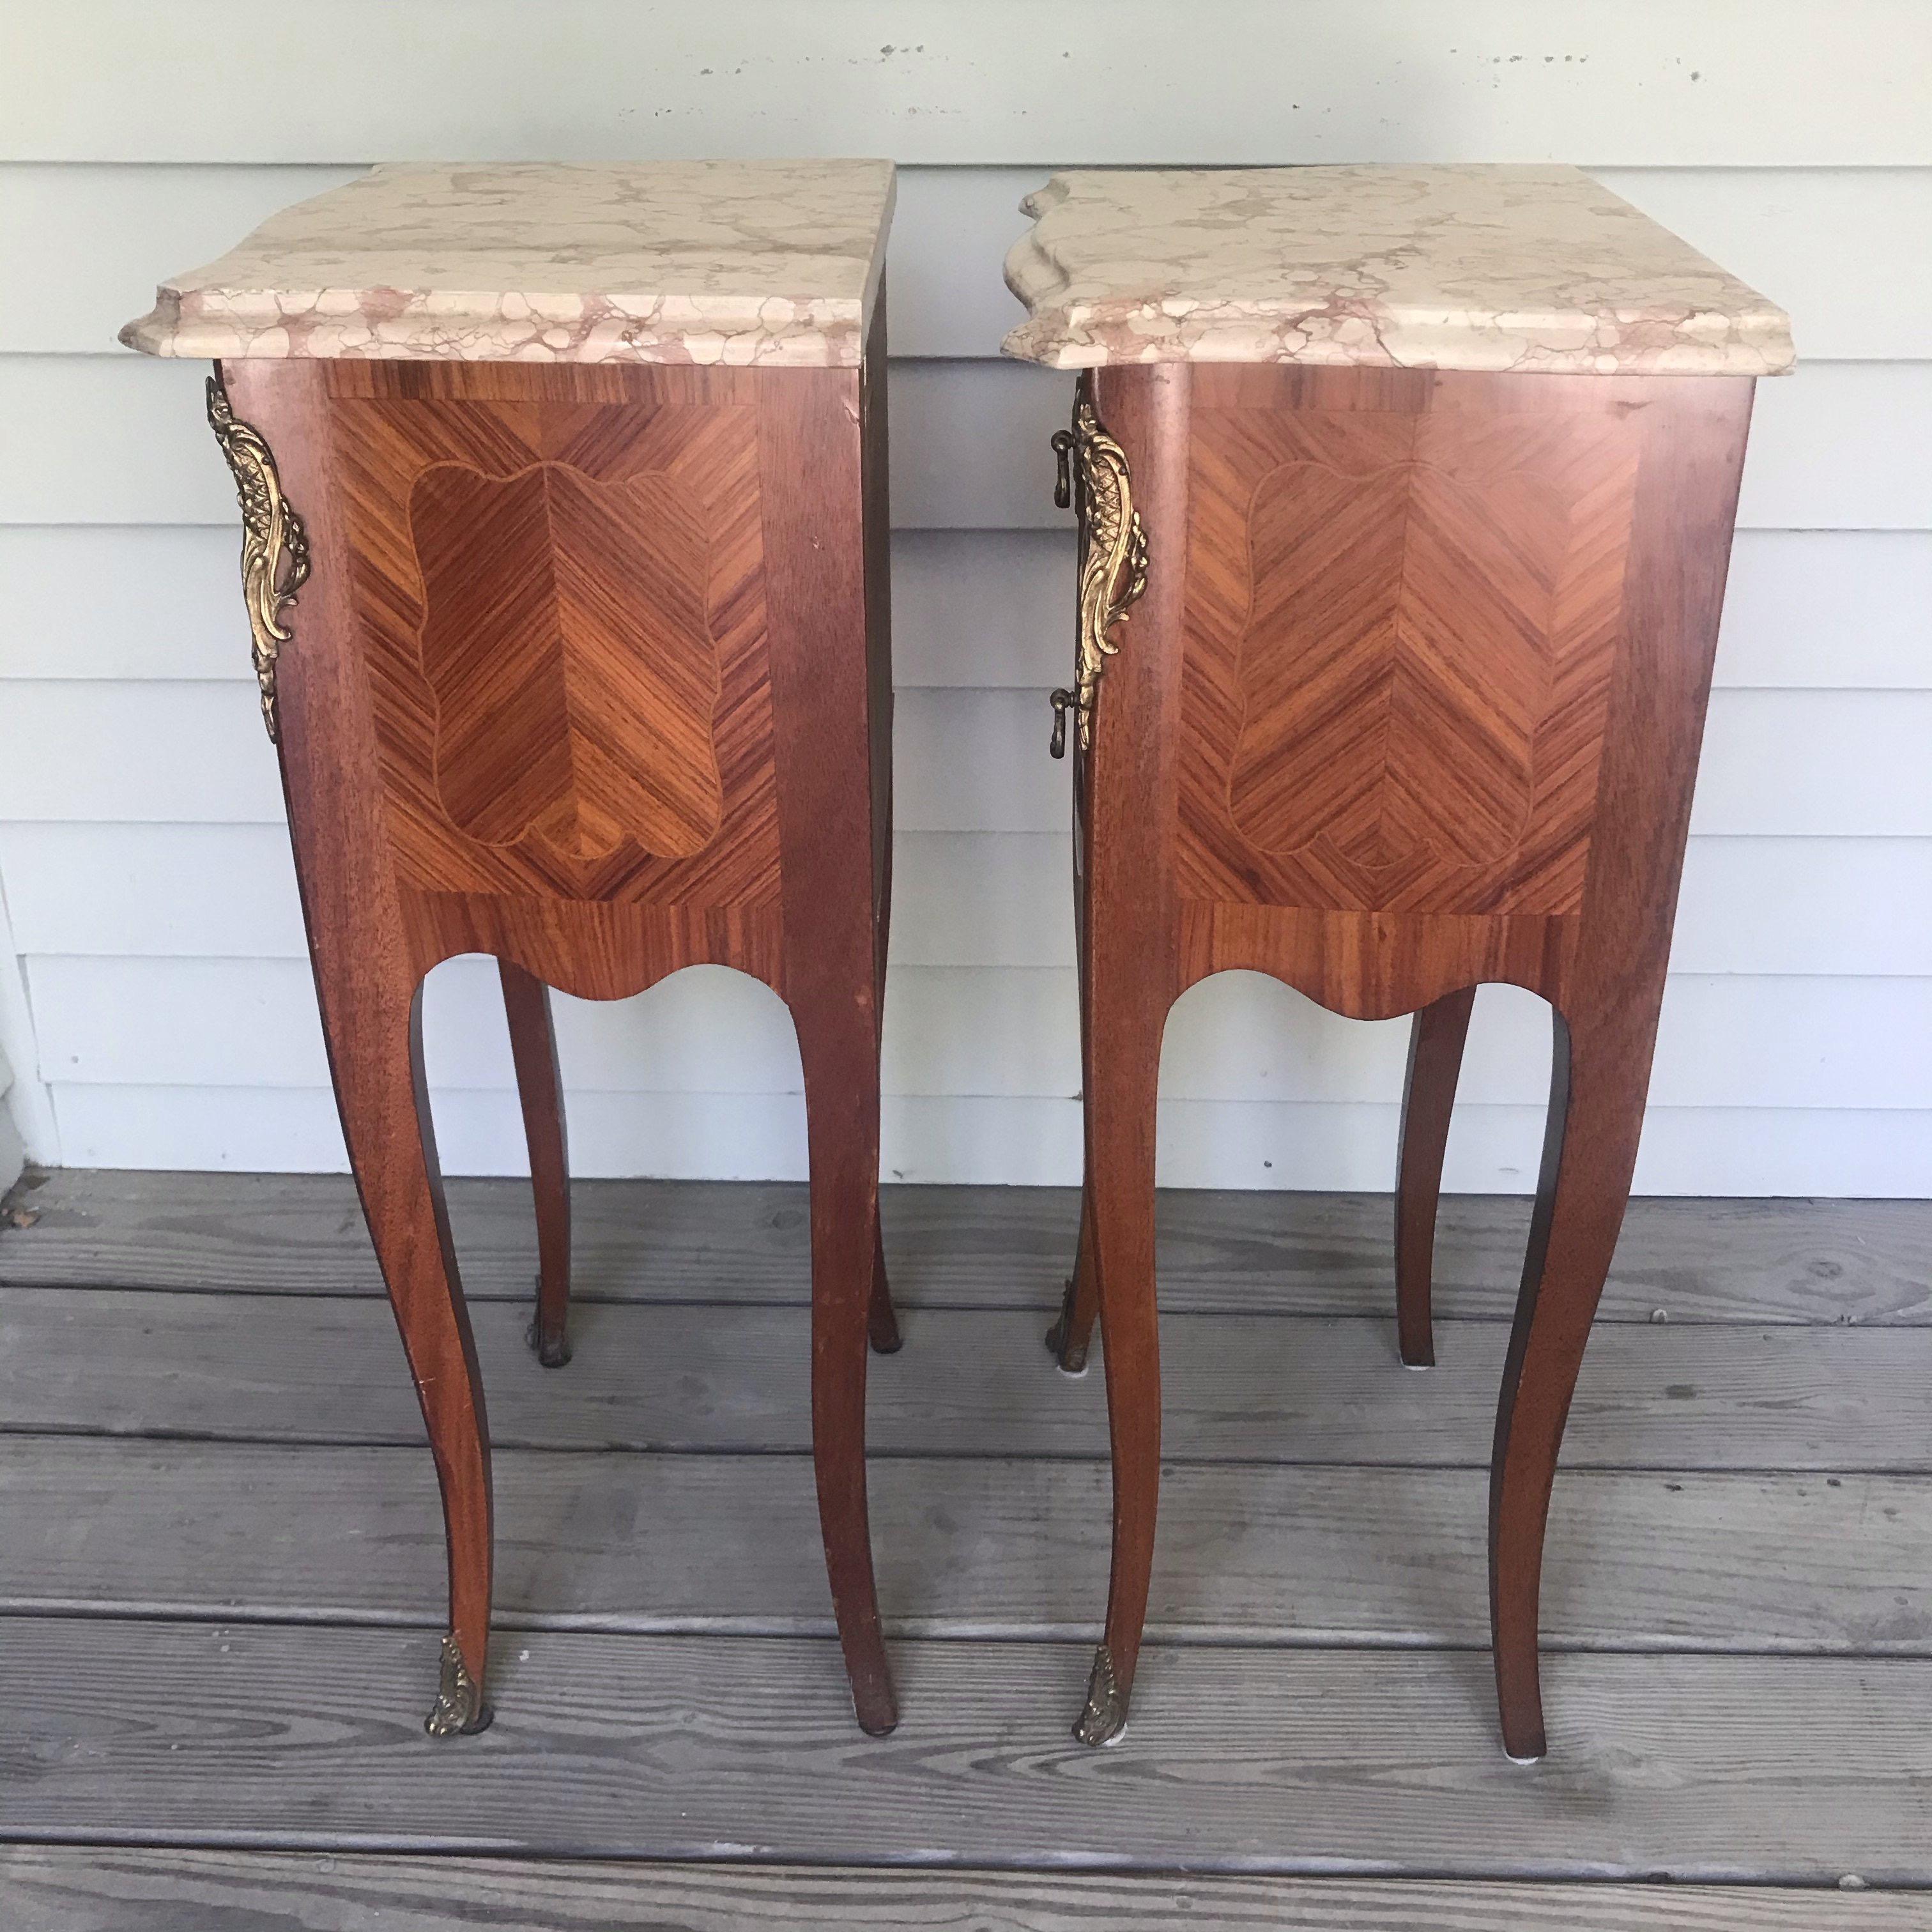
[3, 1174, 1926, 1899]
[2, 1440, 1927, 1653]
[4, 1289, 1927, 1470]
[2, 1620, 1929, 1879]
[4, 1848, 1925, 1932]
[5, 1169, 1927, 1325]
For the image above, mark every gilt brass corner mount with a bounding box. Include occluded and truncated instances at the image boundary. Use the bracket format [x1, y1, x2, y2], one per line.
[206, 370, 310, 744]
[1048, 378, 1147, 760]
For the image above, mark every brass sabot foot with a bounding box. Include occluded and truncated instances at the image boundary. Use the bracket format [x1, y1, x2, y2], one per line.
[425, 1632, 494, 1738]
[1073, 1643, 1129, 1747]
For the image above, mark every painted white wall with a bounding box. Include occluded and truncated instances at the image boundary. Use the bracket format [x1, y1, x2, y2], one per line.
[0, 6, 1928, 1190]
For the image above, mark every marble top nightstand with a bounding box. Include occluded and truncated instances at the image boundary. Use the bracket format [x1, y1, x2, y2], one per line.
[1006, 163, 1786, 1762]
[1003, 164, 1793, 375]
[119, 158, 903, 1742]
[122, 157, 894, 366]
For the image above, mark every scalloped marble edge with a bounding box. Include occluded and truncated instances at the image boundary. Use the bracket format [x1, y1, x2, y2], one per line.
[1002, 169, 1795, 377]
[120, 161, 894, 369]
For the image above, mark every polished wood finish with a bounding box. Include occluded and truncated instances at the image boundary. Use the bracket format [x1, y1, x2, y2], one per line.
[498, 960, 571, 1367]
[1395, 986, 1476, 1368]
[221, 313, 900, 1736]
[757, 323, 897, 1735]
[1082, 364, 1191, 1723]
[1066, 362, 1756, 1755]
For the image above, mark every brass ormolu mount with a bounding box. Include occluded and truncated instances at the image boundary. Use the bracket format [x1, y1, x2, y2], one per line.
[425, 1632, 493, 1738]
[1073, 1642, 1129, 1747]
[1048, 378, 1147, 760]
[206, 370, 310, 744]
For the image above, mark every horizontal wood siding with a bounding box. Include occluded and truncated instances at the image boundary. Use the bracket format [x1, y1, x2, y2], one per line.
[10, 4, 1929, 164]
[0, 23, 1927, 1186]
[3, 355, 1927, 529]
[6, 526, 1929, 688]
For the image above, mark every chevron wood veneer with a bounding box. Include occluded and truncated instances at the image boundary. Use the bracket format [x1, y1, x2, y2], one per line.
[1173, 368, 1658, 1015]
[410, 461, 724, 862]
[215, 310, 900, 1745]
[1192, 379, 1639, 918]
[330, 361, 774, 914]
[1052, 361, 1758, 1768]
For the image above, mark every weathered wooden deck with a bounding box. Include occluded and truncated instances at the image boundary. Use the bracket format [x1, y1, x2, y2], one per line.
[1, 1170, 1930, 1928]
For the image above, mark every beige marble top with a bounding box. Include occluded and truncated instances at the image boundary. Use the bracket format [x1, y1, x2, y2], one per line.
[121, 160, 895, 367]
[1003, 165, 1793, 376]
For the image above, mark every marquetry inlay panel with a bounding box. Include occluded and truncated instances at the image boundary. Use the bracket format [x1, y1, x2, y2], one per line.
[327, 365, 779, 908]
[1179, 389, 1642, 918]
[410, 460, 723, 862]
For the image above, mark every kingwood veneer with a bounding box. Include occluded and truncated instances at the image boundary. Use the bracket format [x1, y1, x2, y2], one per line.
[121, 160, 904, 1738]
[1006, 165, 1794, 1759]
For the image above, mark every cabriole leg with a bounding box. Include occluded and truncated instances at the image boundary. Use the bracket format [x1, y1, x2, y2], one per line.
[794, 979, 898, 1737]
[1490, 1005, 1653, 1761]
[1395, 986, 1476, 1368]
[498, 960, 572, 1369]
[322, 972, 494, 1737]
[1075, 991, 1164, 1747]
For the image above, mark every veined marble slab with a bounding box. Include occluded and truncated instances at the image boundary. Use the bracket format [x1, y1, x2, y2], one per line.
[1003, 165, 1793, 376]
[121, 160, 894, 367]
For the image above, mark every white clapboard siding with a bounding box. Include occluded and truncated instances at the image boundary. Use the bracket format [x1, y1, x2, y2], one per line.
[1683, 692, 1932, 838]
[24, 952, 1932, 1115]
[7, 825, 1932, 980]
[8, 163, 1931, 364]
[38, 1083, 1046, 1185]
[27, 958, 1075, 1101]
[1710, 531, 1932, 690]
[0, 866, 54, 1164]
[10, 3, 1929, 165]
[0, 1043, 23, 1190]
[0, 825, 1083, 969]
[4, 525, 1928, 693]
[0, 682, 1085, 833]
[1671, 840, 1932, 977]
[1, 356, 1928, 533]
[0, 165, 362, 358]
[42, 1081, 1932, 1197]
[1592, 169, 1932, 364]
[1, 15, 1927, 1192]
[6, 682, 1932, 838]
[895, 526, 1932, 696]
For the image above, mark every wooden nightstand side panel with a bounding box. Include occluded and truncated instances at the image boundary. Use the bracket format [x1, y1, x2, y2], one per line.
[1174, 366, 1742, 1021]
[1179, 365, 1648, 919]
[321, 361, 783, 917]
